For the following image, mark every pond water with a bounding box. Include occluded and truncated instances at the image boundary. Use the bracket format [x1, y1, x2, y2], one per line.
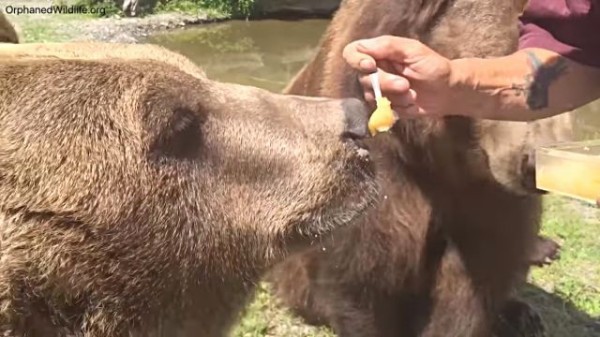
[145, 19, 329, 93]
[144, 19, 600, 140]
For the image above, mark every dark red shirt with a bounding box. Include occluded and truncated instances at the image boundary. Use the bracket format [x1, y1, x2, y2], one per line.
[519, 0, 600, 67]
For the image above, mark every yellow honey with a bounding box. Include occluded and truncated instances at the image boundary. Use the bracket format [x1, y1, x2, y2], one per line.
[368, 97, 396, 136]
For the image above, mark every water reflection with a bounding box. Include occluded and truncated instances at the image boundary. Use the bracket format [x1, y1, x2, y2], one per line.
[144, 19, 600, 139]
[145, 19, 329, 93]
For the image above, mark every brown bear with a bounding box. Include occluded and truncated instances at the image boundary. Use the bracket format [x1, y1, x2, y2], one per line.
[0, 14, 379, 337]
[266, 0, 573, 336]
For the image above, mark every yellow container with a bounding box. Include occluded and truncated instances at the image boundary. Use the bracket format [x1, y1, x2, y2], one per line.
[535, 140, 600, 204]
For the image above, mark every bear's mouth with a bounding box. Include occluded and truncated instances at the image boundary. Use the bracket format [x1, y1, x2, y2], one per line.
[284, 186, 377, 253]
[283, 147, 378, 253]
[346, 139, 371, 161]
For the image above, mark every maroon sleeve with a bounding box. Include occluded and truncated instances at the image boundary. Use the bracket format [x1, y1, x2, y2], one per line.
[519, 0, 600, 68]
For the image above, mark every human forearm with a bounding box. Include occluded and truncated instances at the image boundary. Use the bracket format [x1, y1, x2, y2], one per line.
[450, 48, 600, 121]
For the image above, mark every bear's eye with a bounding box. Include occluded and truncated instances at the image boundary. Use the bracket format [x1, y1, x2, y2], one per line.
[148, 106, 204, 162]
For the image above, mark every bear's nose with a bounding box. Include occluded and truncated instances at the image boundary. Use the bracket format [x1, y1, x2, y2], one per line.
[341, 98, 370, 139]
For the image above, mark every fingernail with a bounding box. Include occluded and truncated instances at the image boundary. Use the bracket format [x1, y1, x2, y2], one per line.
[359, 59, 376, 71]
[409, 89, 418, 100]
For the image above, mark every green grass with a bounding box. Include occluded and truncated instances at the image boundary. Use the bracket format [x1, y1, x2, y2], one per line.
[9, 14, 600, 337]
[532, 196, 600, 315]
[521, 195, 600, 337]
[232, 284, 335, 337]
[8, 10, 92, 43]
[154, 0, 255, 18]
[154, 0, 228, 17]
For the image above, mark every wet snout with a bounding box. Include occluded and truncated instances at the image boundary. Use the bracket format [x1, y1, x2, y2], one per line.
[341, 98, 370, 140]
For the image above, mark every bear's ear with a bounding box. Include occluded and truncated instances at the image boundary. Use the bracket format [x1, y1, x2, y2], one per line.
[514, 0, 529, 15]
[0, 12, 20, 43]
[150, 106, 205, 161]
[138, 81, 207, 163]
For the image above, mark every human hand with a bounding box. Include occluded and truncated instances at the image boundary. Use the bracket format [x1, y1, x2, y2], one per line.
[342, 35, 456, 118]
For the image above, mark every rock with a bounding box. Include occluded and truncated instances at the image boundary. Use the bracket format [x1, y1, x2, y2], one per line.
[253, 0, 341, 19]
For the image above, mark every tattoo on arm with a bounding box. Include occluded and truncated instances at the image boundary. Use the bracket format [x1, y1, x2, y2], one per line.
[511, 51, 567, 110]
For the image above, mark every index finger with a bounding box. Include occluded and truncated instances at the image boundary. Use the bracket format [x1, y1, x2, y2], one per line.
[354, 35, 425, 62]
[344, 35, 427, 72]
[342, 40, 378, 73]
